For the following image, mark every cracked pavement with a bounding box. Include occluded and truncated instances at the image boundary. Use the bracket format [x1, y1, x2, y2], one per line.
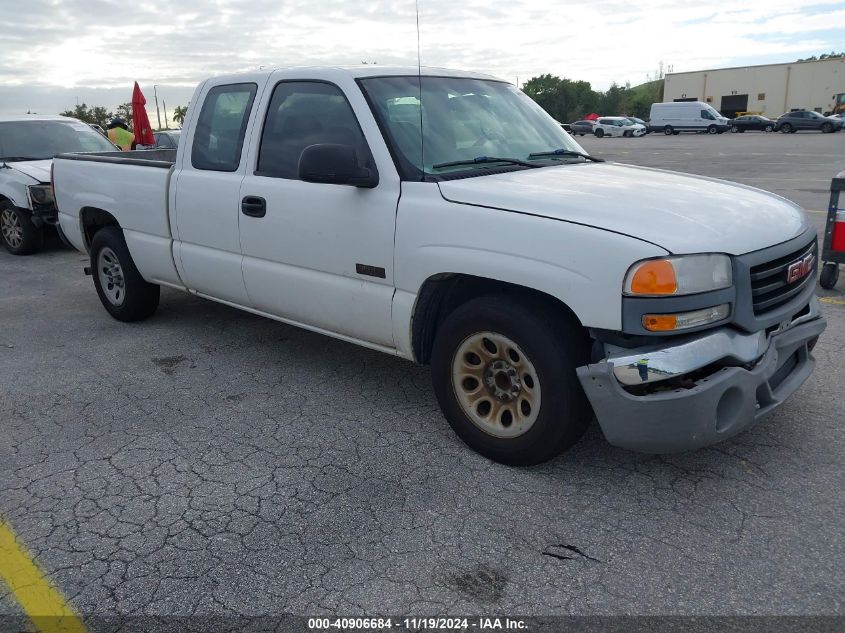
[1, 133, 844, 622]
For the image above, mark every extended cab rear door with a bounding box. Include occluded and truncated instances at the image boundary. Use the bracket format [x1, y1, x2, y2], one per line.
[237, 70, 401, 348]
[171, 74, 269, 304]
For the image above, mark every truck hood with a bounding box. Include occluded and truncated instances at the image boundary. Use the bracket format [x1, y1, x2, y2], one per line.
[437, 162, 808, 255]
[6, 159, 52, 183]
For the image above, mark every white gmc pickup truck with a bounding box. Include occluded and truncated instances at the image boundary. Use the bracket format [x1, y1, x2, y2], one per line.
[53, 66, 826, 465]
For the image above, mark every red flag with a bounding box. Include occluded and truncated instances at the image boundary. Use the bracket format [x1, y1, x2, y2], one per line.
[131, 82, 155, 146]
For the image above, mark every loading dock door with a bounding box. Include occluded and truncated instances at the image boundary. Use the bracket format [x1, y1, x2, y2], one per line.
[720, 94, 749, 118]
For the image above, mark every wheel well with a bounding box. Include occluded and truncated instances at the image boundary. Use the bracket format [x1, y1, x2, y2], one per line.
[80, 207, 119, 251]
[411, 274, 584, 364]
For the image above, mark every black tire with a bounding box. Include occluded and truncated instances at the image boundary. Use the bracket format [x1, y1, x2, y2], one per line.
[430, 295, 592, 466]
[707, 125, 717, 134]
[90, 226, 160, 321]
[672, 131, 680, 135]
[663, 126, 673, 135]
[594, 128, 604, 138]
[764, 124, 773, 132]
[738, 129, 745, 133]
[0, 202, 44, 255]
[822, 122, 833, 133]
[781, 123, 792, 133]
[730, 125, 739, 133]
[820, 262, 840, 290]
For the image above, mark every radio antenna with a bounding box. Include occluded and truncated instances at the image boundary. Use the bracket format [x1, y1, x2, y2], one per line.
[415, 0, 424, 179]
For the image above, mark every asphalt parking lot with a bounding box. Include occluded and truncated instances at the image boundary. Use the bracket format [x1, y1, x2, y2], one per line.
[1, 132, 844, 627]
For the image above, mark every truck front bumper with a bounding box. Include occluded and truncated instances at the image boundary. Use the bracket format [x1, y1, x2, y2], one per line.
[577, 300, 826, 453]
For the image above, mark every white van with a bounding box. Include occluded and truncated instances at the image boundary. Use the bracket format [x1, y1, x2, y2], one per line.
[649, 102, 730, 135]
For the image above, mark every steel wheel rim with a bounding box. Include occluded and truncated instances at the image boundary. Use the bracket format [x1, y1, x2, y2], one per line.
[451, 332, 542, 439]
[1, 209, 23, 248]
[97, 247, 126, 306]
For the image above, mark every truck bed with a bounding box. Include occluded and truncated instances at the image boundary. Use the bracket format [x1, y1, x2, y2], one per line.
[53, 149, 183, 289]
[56, 149, 177, 168]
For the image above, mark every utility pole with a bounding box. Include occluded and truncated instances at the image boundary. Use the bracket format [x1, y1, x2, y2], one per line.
[153, 85, 162, 130]
[163, 101, 169, 129]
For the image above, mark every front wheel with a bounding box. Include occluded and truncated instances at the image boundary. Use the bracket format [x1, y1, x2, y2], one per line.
[707, 125, 717, 134]
[820, 262, 840, 289]
[0, 203, 43, 255]
[780, 123, 793, 133]
[594, 128, 604, 138]
[90, 226, 160, 321]
[764, 124, 773, 132]
[822, 122, 833, 133]
[431, 295, 592, 466]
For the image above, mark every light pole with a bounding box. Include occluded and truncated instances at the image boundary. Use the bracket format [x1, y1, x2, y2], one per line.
[153, 85, 162, 130]
[163, 101, 169, 129]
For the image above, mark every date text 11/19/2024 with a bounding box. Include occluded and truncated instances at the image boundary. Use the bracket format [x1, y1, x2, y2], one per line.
[308, 617, 528, 630]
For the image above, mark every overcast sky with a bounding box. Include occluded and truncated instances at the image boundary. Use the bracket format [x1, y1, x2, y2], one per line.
[1, 0, 844, 120]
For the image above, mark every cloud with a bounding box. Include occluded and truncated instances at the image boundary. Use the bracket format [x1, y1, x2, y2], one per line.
[0, 0, 843, 115]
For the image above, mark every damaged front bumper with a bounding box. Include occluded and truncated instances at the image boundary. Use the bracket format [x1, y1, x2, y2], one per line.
[576, 297, 826, 453]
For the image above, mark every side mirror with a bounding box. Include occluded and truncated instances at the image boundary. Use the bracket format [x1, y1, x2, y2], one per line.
[298, 144, 378, 188]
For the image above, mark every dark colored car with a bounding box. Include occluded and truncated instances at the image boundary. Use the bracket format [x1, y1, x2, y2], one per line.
[729, 115, 775, 133]
[152, 130, 181, 148]
[774, 111, 843, 133]
[569, 120, 596, 136]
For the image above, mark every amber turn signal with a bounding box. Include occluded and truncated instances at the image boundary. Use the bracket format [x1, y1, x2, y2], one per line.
[628, 260, 677, 295]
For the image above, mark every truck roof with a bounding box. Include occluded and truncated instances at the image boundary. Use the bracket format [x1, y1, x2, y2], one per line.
[208, 65, 503, 84]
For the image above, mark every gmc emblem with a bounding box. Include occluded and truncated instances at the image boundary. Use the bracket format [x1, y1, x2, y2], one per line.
[786, 253, 815, 284]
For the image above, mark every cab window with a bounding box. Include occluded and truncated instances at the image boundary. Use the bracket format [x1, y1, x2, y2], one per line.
[256, 81, 372, 180]
[191, 83, 257, 172]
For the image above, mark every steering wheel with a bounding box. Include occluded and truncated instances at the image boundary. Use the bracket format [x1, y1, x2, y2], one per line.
[472, 127, 507, 148]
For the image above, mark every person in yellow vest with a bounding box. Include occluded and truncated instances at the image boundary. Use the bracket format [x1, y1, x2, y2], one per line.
[107, 118, 135, 151]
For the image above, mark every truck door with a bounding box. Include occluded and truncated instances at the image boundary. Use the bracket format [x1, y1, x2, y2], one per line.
[172, 80, 262, 304]
[237, 77, 400, 348]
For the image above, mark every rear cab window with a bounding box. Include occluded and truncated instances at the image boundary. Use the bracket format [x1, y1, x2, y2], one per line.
[191, 83, 257, 171]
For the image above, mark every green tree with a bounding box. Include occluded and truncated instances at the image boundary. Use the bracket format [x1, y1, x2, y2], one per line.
[58, 103, 114, 128]
[115, 102, 133, 128]
[172, 105, 187, 126]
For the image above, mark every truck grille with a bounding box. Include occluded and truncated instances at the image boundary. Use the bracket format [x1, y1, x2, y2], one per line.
[749, 240, 817, 315]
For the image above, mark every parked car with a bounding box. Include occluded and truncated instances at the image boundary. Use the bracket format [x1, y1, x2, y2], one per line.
[649, 101, 730, 135]
[0, 114, 117, 254]
[774, 111, 843, 133]
[569, 120, 596, 136]
[729, 115, 775, 133]
[627, 116, 650, 133]
[53, 66, 826, 465]
[153, 130, 181, 149]
[593, 116, 645, 138]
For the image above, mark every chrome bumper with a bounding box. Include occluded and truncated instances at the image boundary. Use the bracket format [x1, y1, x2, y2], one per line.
[602, 296, 822, 386]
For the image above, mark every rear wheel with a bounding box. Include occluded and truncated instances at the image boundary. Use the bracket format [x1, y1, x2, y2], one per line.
[820, 262, 840, 289]
[730, 125, 739, 133]
[0, 202, 43, 255]
[663, 126, 673, 135]
[431, 295, 592, 466]
[90, 226, 160, 321]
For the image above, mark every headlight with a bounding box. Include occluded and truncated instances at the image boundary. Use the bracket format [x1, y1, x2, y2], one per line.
[623, 254, 732, 296]
[28, 184, 54, 206]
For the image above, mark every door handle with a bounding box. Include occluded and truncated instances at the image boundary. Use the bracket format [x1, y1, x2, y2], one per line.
[241, 196, 266, 218]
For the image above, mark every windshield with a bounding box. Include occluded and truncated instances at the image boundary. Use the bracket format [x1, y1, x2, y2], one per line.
[359, 76, 584, 179]
[0, 120, 116, 161]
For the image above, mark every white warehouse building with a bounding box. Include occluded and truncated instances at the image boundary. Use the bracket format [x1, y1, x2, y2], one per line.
[662, 57, 845, 118]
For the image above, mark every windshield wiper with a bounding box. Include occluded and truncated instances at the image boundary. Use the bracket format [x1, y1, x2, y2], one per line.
[432, 156, 540, 170]
[528, 149, 605, 163]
